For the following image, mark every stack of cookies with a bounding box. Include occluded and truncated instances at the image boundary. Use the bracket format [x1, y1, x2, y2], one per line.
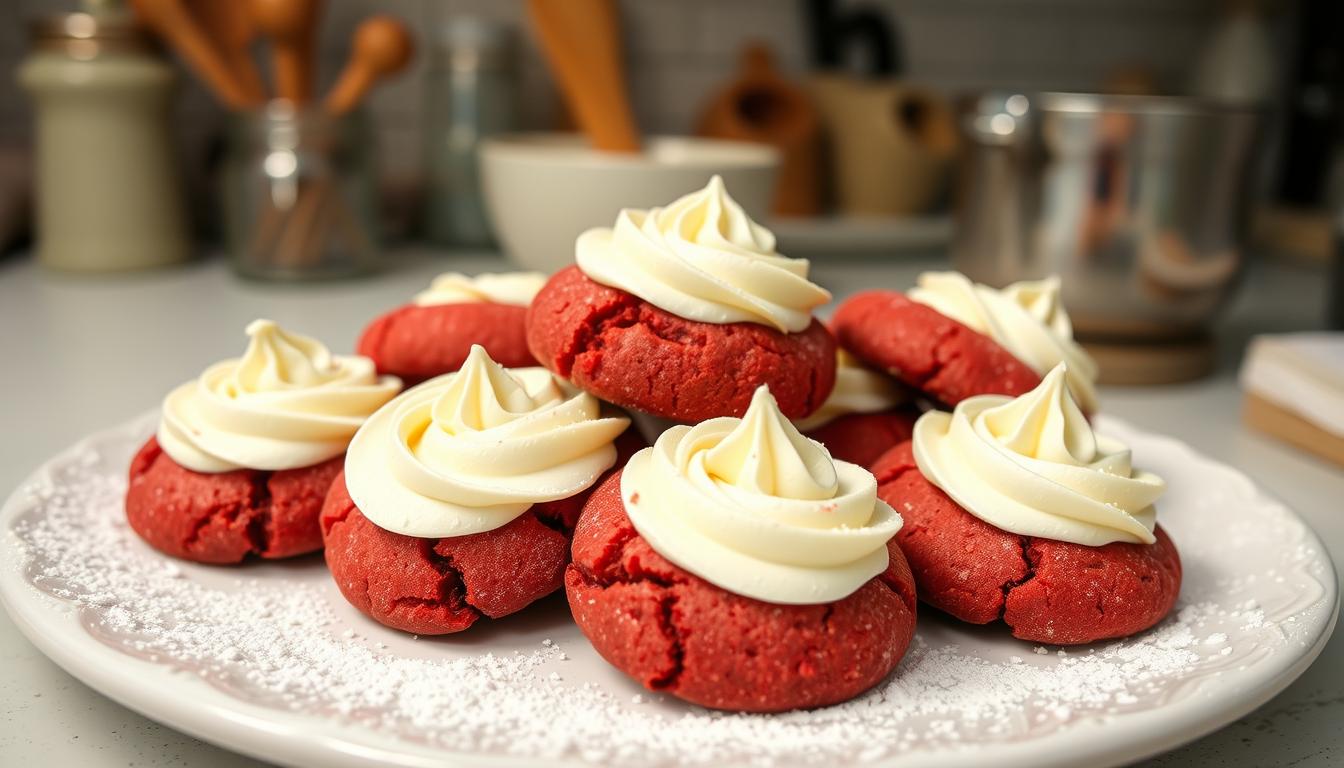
[125, 176, 1181, 713]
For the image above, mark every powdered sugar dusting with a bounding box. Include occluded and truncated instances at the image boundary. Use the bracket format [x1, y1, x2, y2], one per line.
[3, 416, 1335, 766]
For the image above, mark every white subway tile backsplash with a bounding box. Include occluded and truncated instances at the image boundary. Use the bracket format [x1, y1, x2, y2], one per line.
[375, 120, 423, 179]
[622, 0, 698, 58]
[519, 61, 566, 131]
[691, 0, 808, 71]
[633, 61, 738, 135]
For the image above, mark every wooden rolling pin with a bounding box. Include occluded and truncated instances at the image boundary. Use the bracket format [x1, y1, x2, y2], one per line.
[130, 0, 261, 109]
[247, 0, 324, 103]
[324, 16, 414, 114]
[527, 0, 639, 152]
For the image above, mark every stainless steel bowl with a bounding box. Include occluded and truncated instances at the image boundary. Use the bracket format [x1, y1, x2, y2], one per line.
[951, 92, 1263, 340]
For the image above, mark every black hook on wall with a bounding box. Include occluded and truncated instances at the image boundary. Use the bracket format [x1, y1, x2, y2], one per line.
[804, 0, 903, 78]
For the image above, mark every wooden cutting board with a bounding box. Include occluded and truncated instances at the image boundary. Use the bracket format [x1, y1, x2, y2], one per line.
[1243, 391, 1344, 468]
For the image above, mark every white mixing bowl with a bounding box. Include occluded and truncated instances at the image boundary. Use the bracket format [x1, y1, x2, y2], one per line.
[480, 134, 779, 273]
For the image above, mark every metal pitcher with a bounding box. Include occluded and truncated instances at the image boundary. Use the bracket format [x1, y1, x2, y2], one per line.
[952, 92, 1262, 340]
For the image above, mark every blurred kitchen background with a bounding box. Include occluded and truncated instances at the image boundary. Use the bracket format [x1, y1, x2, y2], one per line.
[0, 0, 1290, 187]
[0, 0, 1330, 256]
[0, 0, 1341, 462]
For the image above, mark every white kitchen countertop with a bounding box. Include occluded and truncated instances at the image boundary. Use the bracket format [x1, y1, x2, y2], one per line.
[0, 250, 1339, 767]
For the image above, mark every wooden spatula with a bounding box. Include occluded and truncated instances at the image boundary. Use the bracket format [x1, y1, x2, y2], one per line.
[187, 0, 266, 103]
[131, 0, 262, 108]
[527, 0, 640, 153]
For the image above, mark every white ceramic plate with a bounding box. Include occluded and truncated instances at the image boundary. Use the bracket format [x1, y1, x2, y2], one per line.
[0, 413, 1336, 768]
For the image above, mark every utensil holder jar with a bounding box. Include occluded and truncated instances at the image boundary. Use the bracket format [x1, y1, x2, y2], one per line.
[222, 103, 379, 280]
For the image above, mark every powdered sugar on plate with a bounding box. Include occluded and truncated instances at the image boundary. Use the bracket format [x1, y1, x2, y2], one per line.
[2, 414, 1336, 767]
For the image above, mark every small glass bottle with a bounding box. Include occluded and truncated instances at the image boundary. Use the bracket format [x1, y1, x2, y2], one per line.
[423, 18, 518, 248]
[221, 102, 380, 280]
[18, 10, 190, 272]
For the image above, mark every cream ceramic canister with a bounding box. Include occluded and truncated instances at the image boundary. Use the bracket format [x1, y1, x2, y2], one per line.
[19, 11, 190, 272]
[808, 75, 957, 216]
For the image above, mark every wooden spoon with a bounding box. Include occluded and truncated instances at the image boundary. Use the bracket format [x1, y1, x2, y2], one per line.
[323, 16, 414, 114]
[246, 0, 323, 103]
[187, 0, 266, 103]
[527, 0, 639, 152]
[130, 0, 261, 108]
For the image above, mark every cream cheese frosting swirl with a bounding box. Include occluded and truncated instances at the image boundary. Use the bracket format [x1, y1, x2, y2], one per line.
[157, 320, 401, 473]
[575, 175, 831, 333]
[908, 271, 1100, 413]
[412, 271, 547, 307]
[622, 386, 902, 604]
[345, 345, 630, 538]
[793, 349, 907, 431]
[913, 364, 1163, 546]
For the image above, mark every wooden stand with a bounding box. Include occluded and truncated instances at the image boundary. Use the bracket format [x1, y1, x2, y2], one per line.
[1082, 335, 1217, 386]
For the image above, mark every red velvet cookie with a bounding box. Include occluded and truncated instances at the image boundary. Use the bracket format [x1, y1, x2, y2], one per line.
[872, 442, 1181, 645]
[566, 470, 918, 712]
[526, 266, 837, 422]
[321, 431, 645, 634]
[125, 437, 340, 564]
[321, 475, 569, 634]
[357, 302, 535, 384]
[803, 408, 919, 469]
[832, 291, 1040, 407]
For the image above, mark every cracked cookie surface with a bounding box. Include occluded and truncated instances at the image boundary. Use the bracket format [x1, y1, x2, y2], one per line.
[357, 302, 535, 385]
[566, 470, 918, 712]
[125, 437, 339, 564]
[320, 473, 570, 635]
[526, 266, 836, 422]
[872, 442, 1182, 645]
[320, 431, 645, 635]
[832, 290, 1040, 408]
